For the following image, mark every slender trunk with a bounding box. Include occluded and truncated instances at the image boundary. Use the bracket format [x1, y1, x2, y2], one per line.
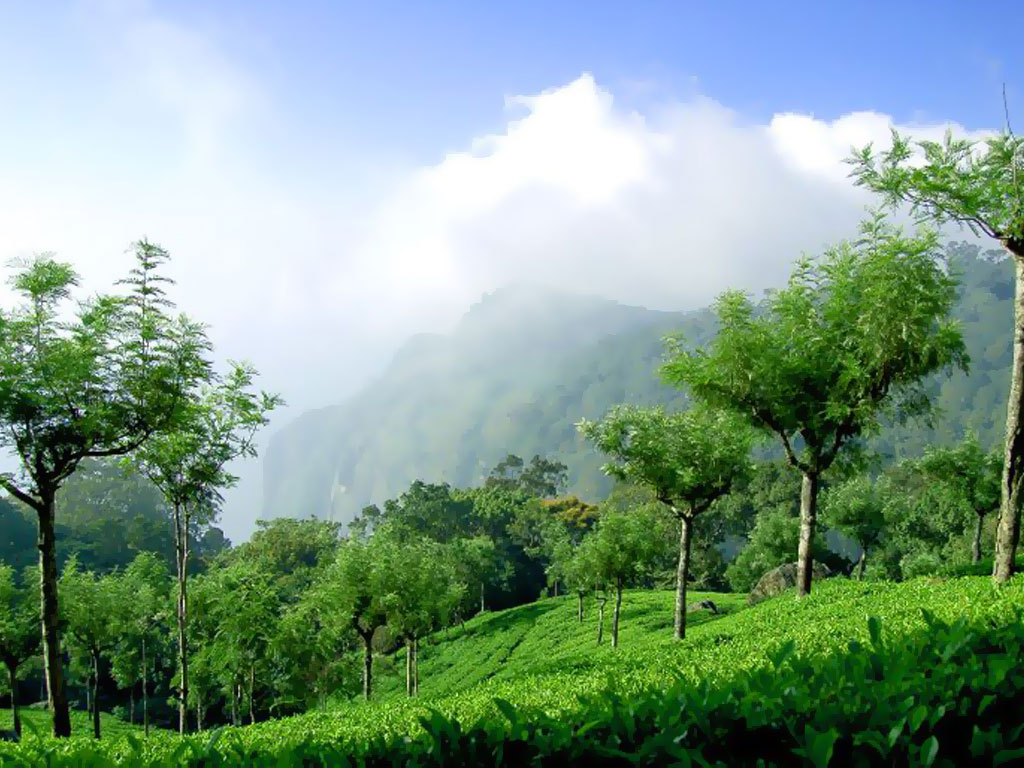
[230, 683, 238, 726]
[91, 650, 101, 739]
[405, 641, 413, 696]
[674, 514, 693, 641]
[596, 595, 606, 645]
[174, 502, 190, 734]
[796, 472, 819, 597]
[577, 592, 584, 622]
[8, 664, 19, 738]
[142, 635, 149, 737]
[856, 549, 867, 580]
[129, 685, 134, 726]
[196, 697, 203, 733]
[995, 255, 1024, 584]
[36, 493, 71, 737]
[361, 631, 373, 701]
[611, 579, 623, 649]
[973, 512, 984, 565]
[413, 637, 419, 696]
[479, 582, 485, 614]
[553, 581, 559, 598]
[248, 663, 255, 725]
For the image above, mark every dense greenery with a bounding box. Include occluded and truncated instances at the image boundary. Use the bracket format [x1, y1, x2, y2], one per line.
[1, 578, 1022, 764]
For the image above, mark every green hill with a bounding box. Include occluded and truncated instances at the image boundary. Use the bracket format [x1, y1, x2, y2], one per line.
[5, 576, 1024, 765]
[265, 242, 1014, 527]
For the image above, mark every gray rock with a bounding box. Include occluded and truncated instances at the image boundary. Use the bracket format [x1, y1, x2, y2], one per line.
[748, 561, 831, 605]
[687, 599, 719, 614]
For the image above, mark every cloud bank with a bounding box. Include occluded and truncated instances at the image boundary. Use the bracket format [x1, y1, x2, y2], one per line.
[0, 6, 990, 538]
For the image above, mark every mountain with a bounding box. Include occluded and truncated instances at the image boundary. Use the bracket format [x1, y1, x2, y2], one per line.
[263, 244, 1014, 527]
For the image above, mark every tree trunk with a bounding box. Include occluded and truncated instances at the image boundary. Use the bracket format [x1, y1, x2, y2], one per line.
[674, 514, 693, 641]
[413, 637, 419, 696]
[361, 632, 373, 701]
[173, 502, 190, 734]
[7, 664, 19, 738]
[142, 635, 149, 737]
[553, 581, 559, 598]
[248, 664, 255, 725]
[973, 512, 984, 565]
[995, 255, 1024, 584]
[796, 472, 819, 597]
[406, 640, 413, 697]
[856, 549, 867, 580]
[36, 493, 72, 738]
[596, 595, 606, 645]
[611, 579, 623, 649]
[480, 582, 485, 614]
[230, 683, 238, 726]
[91, 650, 101, 739]
[577, 592, 584, 622]
[129, 685, 135, 726]
[196, 696, 203, 732]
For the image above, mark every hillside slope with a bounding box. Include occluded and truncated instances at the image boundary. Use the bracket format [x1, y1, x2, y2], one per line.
[265, 242, 1014, 526]
[8, 576, 1023, 765]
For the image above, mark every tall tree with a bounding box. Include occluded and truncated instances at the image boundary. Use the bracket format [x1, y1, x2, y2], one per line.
[848, 129, 1024, 582]
[663, 215, 967, 597]
[60, 559, 121, 739]
[130, 363, 281, 733]
[915, 434, 1001, 564]
[580, 405, 752, 639]
[0, 565, 39, 738]
[0, 243, 208, 737]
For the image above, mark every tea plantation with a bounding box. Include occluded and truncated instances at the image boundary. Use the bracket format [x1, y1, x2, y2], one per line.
[2, 576, 1024, 766]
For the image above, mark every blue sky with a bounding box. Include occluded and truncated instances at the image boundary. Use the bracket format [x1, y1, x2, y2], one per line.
[1, 0, 1021, 538]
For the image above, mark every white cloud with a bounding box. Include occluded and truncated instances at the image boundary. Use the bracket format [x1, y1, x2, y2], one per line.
[0, 8, 994, 539]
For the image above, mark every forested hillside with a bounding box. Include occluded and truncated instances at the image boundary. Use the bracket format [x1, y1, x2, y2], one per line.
[264, 242, 1012, 527]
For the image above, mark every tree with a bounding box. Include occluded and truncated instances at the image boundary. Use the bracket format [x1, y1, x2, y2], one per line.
[821, 476, 887, 579]
[486, 454, 568, 498]
[579, 405, 752, 639]
[320, 535, 393, 701]
[206, 559, 280, 725]
[0, 244, 209, 736]
[108, 553, 169, 735]
[388, 539, 463, 695]
[60, 559, 121, 739]
[130, 363, 281, 733]
[584, 506, 672, 648]
[915, 434, 1001, 564]
[0, 565, 39, 738]
[664, 214, 968, 597]
[849, 129, 1024, 583]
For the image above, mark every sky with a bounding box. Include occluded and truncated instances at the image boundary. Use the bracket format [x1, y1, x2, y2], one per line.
[1, 0, 1022, 541]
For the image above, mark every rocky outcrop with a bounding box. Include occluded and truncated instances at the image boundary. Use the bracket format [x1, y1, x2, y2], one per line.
[748, 562, 832, 605]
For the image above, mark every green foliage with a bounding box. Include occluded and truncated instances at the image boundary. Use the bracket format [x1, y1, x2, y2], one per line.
[849, 129, 1024, 251]
[2, 578, 1023, 765]
[663, 214, 968, 476]
[579, 405, 753, 514]
[821, 475, 887, 575]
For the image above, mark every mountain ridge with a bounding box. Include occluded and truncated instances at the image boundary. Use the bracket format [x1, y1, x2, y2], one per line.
[263, 242, 1013, 527]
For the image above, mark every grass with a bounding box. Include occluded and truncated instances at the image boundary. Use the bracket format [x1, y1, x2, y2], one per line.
[2, 576, 1023, 764]
[0, 707, 140, 740]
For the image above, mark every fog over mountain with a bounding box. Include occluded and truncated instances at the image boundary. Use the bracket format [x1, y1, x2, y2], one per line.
[0, 3, 996, 540]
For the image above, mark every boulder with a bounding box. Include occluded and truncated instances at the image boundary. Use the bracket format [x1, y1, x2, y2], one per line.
[748, 562, 831, 605]
[687, 599, 719, 614]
